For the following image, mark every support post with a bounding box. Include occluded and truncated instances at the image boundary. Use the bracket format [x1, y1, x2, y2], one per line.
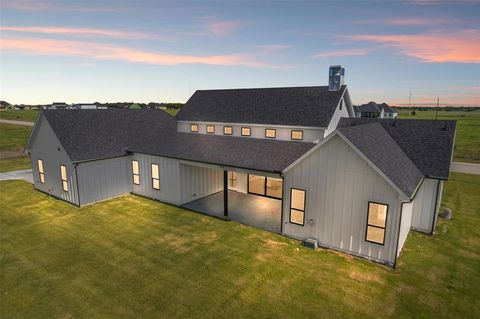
[223, 170, 228, 217]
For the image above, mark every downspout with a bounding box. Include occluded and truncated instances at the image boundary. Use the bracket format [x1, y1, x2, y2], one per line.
[280, 175, 285, 234]
[430, 179, 441, 235]
[393, 201, 407, 269]
[74, 163, 81, 207]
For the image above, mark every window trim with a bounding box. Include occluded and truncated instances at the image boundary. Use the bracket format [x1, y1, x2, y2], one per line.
[132, 160, 140, 185]
[265, 128, 276, 138]
[247, 174, 283, 200]
[364, 201, 389, 246]
[289, 188, 306, 226]
[241, 127, 251, 136]
[37, 159, 45, 184]
[151, 163, 160, 190]
[223, 126, 233, 135]
[60, 165, 68, 192]
[291, 130, 304, 141]
[206, 125, 215, 134]
[190, 123, 198, 132]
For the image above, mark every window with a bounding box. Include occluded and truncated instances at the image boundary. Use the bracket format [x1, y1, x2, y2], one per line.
[60, 165, 68, 192]
[290, 188, 306, 225]
[132, 160, 140, 185]
[365, 202, 388, 245]
[247, 175, 283, 199]
[37, 159, 45, 183]
[241, 127, 251, 136]
[291, 130, 303, 140]
[265, 128, 276, 138]
[206, 125, 215, 134]
[151, 163, 160, 190]
[228, 171, 237, 188]
[190, 124, 198, 132]
[224, 126, 233, 135]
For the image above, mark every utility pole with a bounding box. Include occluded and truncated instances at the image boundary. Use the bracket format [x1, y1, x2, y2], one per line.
[408, 91, 412, 116]
[435, 98, 440, 120]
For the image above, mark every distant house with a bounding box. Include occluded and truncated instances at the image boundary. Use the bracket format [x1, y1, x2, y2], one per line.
[50, 102, 69, 110]
[0, 101, 12, 109]
[356, 102, 397, 118]
[25, 65, 455, 268]
[72, 103, 97, 110]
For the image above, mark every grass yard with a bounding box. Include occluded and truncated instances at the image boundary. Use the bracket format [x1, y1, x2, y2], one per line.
[163, 108, 179, 116]
[0, 157, 31, 173]
[0, 124, 32, 171]
[1, 173, 479, 318]
[398, 109, 480, 163]
[0, 109, 38, 122]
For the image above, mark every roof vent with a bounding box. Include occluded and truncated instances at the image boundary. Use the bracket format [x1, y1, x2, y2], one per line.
[329, 65, 345, 91]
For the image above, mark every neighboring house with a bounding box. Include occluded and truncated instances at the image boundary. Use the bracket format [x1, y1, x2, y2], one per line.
[24, 66, 455, 268]
[72, 103, 98, 110]
[356, 102, 398, 118]
[50, 102, 69, 110]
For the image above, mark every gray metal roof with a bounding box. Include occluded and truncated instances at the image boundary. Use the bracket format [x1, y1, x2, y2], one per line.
[357, 102, 396, 114]
[338, 123, 424, 197]
[338, 118, 456, 180]
[176, 85, 347, 127]
[41, 109, 315, 172]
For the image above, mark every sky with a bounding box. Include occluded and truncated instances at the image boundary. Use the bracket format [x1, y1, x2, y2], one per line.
[0, 0, 479, 106]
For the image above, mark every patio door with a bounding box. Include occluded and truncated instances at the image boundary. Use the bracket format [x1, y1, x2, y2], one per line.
[248, 174, 282, 199]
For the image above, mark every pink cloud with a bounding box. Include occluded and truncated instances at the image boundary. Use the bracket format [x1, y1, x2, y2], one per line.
[2, 0, 121, 12]
[312, 48, 371, 59]
[349, 30, 480, 63]
[0, 26, 157, 40]
[0, 37, 284, 68]
[204, 19, 243, 36]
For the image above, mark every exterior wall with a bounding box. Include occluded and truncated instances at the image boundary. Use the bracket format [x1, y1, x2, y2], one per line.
[29, 115, 80, 205]
[179, 164, 223, 204]
[324, 97, 350, 137]
[76, 156, 132, 206]
[228, 171, 248, 194]
[282, 135, 403, 265]
[398, 201, 413, 255]
[411, 178, 441, 234]
[177, 121, 325, 143]
[131, 154, 182, 205]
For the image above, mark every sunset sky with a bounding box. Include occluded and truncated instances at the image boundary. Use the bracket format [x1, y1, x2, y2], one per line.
[0, 0, 479, 106]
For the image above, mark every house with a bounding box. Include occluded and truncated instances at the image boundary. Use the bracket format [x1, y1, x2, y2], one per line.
[49, 102, 69, 110]
[72, 103, 98, 110]
[24, 66, 455, 267]
[356, 102, 398, 118]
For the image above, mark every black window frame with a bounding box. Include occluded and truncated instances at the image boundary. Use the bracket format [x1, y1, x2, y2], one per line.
[223, 126, 233, 135]
[289, 188, 306, 226]
[132, 160, 140, 185]
[247, 174, 283, 200]
[365, 201, 389, 246]
[151, 163, 160, 190]
[206, 124, 215, 134]
[291, 130, 304, 141]
[241, 127, 251, 136]
[190, 123, 198, 132]
[265, 128, 276, 138]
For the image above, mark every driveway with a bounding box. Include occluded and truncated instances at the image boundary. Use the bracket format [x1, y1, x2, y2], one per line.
[0, 119, 34, 126]
[0, 169, 33, 184]
[450, 162, 480, 175]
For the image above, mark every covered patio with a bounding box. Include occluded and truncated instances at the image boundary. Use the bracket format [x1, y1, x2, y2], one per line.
[182, 190, 282, 233]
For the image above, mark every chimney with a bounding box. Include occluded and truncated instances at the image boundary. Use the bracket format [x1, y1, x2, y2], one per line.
[328, 65, 345, 91]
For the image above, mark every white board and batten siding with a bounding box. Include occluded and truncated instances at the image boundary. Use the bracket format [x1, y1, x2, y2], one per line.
[397, 201, 413, 255]
[76, 156, 132, 206]
[411, 178, 442, 234]
[282, 135, 403, 265]
[177, 121, 325, 143]
[324, 98, 350, 137]
[28, 114, 80, 205]
[179, 164, 223, 204]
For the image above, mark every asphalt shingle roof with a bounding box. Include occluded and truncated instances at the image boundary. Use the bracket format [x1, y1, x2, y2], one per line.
[176, 85, 347, 127]
[338, 118, 456, 180]
[338, 123, 424, 197]
[41, 109, 315, 172]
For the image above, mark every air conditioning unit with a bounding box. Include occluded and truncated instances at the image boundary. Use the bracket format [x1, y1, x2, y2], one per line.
[303, 238, 318, 249]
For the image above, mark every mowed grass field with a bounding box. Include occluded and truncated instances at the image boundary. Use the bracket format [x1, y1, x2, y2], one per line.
[398, 109, 480, 163]
[0, 109, 39, 122]
[0, 124, 32, 172]
[0, 173, 479, 318]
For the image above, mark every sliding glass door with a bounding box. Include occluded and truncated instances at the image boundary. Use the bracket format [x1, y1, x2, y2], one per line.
[248, 175, 283, 199]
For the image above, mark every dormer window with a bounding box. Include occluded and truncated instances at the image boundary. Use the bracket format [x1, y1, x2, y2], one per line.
[291, 130, 303, 140]
[241, 127, 251, 136]
[206, 125, 215, 134]
[265, 129, 276, 138]
[223, 126, 233, 135]
[190, 124, 198, 132]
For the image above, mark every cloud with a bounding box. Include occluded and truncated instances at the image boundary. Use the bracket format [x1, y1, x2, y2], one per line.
[1, 0, 121, 12]
[355, 18, 456, 26]
[349, 30, 480, 63]
[255, 44, 292, 55]
[312, 48, 371, 59]
[0, 37, 285, 68]
[204, 19, 243, 36]
[0, 26, 159, 40]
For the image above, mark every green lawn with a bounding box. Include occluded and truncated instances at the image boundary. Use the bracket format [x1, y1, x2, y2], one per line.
[398, 109, 480, 163]
[0, 157, 31, 172]
[1, 173, 479, 318]
[163, 108, 179, 116]
[0, 110, 38, 122]
[0, 124, 31, 152]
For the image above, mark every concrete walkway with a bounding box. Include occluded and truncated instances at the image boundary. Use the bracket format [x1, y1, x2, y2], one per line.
[450, 162, 480, 175]
[0, 169, 33, 184]
[0, 119, 34, 126]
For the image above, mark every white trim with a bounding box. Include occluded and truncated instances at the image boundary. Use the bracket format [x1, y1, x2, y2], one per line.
[24, 111, 42, 153]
